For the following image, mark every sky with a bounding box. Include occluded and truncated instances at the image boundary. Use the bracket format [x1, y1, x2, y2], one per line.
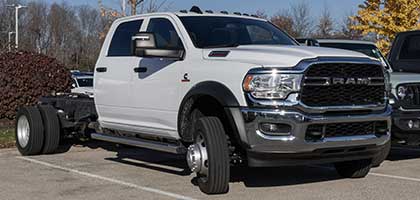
[51, 0, 366, 20]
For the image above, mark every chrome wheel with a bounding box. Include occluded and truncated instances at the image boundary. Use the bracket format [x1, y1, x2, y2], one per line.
[17, 115, 30, 148]
[187, 133, 209, 177]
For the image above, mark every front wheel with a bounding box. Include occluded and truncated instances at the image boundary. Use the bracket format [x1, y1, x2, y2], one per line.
[186, 117, 230, 194]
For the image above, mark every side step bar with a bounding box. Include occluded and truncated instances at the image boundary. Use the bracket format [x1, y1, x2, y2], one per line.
[91, 133, 187, 154]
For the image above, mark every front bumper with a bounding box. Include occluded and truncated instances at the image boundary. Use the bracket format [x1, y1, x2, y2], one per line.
[230, 106, 392, 167]
[391, 108, 420, 145]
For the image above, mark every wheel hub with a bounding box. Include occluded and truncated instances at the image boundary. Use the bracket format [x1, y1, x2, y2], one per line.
[186, 135, 208, 176]
[17, 115, 30, 148]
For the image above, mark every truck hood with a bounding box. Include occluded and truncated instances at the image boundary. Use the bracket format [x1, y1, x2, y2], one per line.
[391, 72, 420, 88]
[203, 45, 370, 67]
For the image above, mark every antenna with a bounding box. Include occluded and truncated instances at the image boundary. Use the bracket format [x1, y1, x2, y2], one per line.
[233, 12, 241, 15]
[190, 6, 203, 14]
[243, 13, 250, 16]
[205, 10, 214, 13]
[179, 10, 188, 13]
[220, 11, 228, 14]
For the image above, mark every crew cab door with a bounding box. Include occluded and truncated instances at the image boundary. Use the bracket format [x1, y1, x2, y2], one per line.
[388, 31, 420, 73]
[95, 18, 146, 127]
[128, 16, 185, 139]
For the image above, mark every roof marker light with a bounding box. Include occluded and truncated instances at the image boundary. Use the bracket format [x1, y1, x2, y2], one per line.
[190, 6, 203, 14]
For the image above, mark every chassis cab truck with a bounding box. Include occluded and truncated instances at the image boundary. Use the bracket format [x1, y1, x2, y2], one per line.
[15, 7, 391, 194]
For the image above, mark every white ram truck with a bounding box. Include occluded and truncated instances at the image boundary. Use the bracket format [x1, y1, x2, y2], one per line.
[15, 7, 391, 194]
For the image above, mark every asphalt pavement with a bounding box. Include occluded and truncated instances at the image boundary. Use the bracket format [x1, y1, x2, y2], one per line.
[1, 142, 420, 200]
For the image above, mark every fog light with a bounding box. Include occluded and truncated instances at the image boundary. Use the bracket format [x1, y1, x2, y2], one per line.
[259, 123, 291, 136]
[407, 120, 420, 129]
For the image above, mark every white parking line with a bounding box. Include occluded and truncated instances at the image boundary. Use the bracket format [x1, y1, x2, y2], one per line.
[17, 156, 197, 200]
[370, 173, 420, 183]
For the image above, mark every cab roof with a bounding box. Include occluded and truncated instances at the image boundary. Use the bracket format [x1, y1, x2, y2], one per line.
[114, 6, 266, 22]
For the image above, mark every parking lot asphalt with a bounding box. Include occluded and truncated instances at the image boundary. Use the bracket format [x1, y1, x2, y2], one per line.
[2, 142, 420, 200]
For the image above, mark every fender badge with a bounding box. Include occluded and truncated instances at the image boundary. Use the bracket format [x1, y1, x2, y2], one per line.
[182, 73, 190, 82]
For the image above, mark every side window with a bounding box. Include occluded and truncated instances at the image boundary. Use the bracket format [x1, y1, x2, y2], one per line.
[108, 20, 143, 56]
[399, 35, 420, 60]
[147, 18, 183, 49]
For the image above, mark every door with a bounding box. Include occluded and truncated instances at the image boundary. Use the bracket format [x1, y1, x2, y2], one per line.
[128, 17, 186, 139]
[95, 18, 145, 128]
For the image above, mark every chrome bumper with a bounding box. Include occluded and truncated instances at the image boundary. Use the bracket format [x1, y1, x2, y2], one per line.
[232, 106, 392, 154]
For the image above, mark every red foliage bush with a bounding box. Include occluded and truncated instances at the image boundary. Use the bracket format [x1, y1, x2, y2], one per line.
[0, 51, 71, 119]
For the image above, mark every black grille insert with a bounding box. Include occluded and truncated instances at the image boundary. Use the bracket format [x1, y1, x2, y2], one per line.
[399, 84, 420, 109]
[306, 121, 388, 141]
[301, 63, 385, 107]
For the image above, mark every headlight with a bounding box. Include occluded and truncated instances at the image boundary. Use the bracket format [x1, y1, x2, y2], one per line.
[243, 74, 302, 99]
[397, 85, 407, 99]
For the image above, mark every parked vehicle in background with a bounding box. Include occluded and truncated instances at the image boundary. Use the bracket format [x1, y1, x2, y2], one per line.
[387, 31, 420, 146]
[296, 38, 320, 46]
[15, 7, 391, 194]
[312, 37, 420, 150]
[71, 72, 94, 98]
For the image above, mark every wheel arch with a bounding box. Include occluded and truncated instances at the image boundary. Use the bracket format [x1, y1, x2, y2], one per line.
[177, 81, 242, 143]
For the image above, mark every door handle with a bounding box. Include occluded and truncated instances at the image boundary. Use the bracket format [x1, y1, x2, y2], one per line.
[134, 67, 147, 73]
[96, 67, 107, 73]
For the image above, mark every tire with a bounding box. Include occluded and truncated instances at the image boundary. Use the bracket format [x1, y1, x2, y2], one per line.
[192, 117, 230, 194]
[38, 105, 61, 154]
[334, 159, 372, 178]
[372, 141, 391, 167]
[15, 106, 44, 156]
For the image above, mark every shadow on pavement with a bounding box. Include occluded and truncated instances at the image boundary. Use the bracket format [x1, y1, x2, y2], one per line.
[66, 140, 420, 188]
[72, 140, 345, 188]
[387, 146, 420, 162]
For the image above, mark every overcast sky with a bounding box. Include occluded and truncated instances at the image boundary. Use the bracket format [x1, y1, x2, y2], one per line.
[49, 0, 365, 20]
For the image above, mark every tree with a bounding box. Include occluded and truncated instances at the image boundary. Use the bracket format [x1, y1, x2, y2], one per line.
[337, 12, 363, 40]
[270, 11, 297, 37]
[352, 0, 420, 53]
[21, 1, 50, 54]
[77, 5, 102, 71]
[314, 6, 334, 38]
[290, 1, 313, 37]
[254, 10, 268, 19]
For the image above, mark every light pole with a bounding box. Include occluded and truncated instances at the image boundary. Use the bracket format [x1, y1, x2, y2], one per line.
[8, 32, 15, 52]
[7, 4, 27, 50]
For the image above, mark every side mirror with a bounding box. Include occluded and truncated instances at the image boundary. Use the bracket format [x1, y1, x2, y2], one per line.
[132, 32, 184, 59]
[71, 83, 76, 88]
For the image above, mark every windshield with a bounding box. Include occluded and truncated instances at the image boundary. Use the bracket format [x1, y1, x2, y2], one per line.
[319, 43, 390, 69]
[76, 78, 93, 87]
[180, 16, 297, 48]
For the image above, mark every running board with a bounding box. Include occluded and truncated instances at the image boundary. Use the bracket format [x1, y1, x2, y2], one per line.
[91, 133, 187, 154]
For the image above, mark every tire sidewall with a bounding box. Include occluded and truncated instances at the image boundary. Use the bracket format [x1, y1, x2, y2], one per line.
[15, 107, 44, 155]
[194, 117, 230, 193]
